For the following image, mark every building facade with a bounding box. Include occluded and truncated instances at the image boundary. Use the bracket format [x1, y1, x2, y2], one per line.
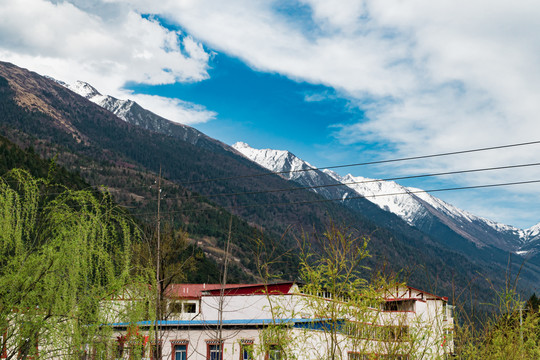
[106, 283, 454, 360]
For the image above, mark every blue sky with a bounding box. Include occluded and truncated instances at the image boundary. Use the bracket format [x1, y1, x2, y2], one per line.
[126, 51, 371, 168]
[2, 0, 540, 228]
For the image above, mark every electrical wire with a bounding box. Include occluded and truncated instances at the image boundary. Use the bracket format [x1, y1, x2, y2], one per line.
[31, 138, 540, 193]
[148, 161, 540, 202]
[175, 139, 540, 186]
[29, 161, 540, 203]
[128, 178, 540, 217]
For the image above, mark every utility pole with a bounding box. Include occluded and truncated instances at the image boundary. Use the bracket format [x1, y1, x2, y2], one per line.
[519, 304, 523, 344]
[217, 214, 233, 358]
[154, 166, 162, 358]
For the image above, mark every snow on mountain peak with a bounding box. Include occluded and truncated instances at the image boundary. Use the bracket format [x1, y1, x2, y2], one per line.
[325, 170, 426, 225]
[44, 75, 68, 87]
[526, 222, 540, 238]
[63, 80, 135, 122]
[233, 142, 250, 149]
[232, 142, 314, 181]
[234, 142, 537, 253]
[69, 81, 101, 99]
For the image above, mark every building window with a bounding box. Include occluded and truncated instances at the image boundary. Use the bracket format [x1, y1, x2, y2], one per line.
[207, 343, 222, 360]
[266, 345, 282, 360]
[240, 343, 254, 360]
[184, 302, 197, 313]
[169, 301, 197, 314]
[170, 302, 183, 314]
[348, 353, 369, 360]
[383, 300, 414, 312]
[174, 344, 187, 360]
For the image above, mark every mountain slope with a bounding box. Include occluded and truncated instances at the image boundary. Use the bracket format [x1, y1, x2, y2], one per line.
[232, 142, 540, 261]
[66, 80, 232, 153]
[322, 170, 532, 252]
[1, 61, 538, 306]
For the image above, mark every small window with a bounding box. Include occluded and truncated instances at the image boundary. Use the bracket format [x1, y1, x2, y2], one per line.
[383, 301, 398, 311]
[348, 353, 370, 360]
[170, 302, 183, 314]
[184, 303, 196, 313]
[383, 300, 414, 312]
[241, 344, 254, 360]
[207, 344, 222, 360]
[266, 345, 282, 360]
[174, 344, 187, 360]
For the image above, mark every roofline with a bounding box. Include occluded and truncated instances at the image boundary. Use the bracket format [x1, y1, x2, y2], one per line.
[405, 285, 448, 301]
[109, 318, 329, 328]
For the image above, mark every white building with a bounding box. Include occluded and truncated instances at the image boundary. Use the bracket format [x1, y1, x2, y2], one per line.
[105, 282, 454, 360]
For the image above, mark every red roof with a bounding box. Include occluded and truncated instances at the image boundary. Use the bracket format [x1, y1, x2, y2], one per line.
[164, 284, 223, 299]
[204, 282, 295, 296]
[164, 282, 296, 299]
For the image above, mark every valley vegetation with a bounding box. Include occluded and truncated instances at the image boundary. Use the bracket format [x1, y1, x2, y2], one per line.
[0, 163, 539, 358]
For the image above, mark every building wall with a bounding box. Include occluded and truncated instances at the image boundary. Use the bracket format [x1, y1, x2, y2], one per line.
[107, 287, 454, 359]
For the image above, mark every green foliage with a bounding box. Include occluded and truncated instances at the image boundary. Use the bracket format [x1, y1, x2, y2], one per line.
[452, 285, 540, 359]
[0, 169, 149, 359]
[0, 135, 87, 190]
[293, 225, 400, 360]
[257, 225, 407, 360]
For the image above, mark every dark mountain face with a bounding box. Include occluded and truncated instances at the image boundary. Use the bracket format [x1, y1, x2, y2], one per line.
[0, 61, 537, 306]
[66, 80, 235, 154]
[231, 143, 540, 280]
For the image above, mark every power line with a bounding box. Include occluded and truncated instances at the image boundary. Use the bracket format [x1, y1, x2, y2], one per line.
[39, 138, 540, 192]
[129, 178, 540, 217]
[159, 161, 540, 202]
[33, 161, 540, 202]
[11, 139, 540, 197]
[177, 140, 540, 186]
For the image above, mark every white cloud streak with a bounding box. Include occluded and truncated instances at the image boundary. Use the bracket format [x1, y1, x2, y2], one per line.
[2, 0, 540, 225]
[115, 0, 540, 226]
[0, 0, 213, 124]
[120, 92, 217, 125]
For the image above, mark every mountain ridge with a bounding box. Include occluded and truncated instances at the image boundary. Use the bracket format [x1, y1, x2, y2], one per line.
[232, 142, 540, 256]
[3, 61, 538, 306]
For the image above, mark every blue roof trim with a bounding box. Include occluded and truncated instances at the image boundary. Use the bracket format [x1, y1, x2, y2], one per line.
[108, 318, 334, 327]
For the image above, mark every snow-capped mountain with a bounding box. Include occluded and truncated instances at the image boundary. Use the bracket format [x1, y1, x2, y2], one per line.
[61, 80, 231, 153]
[67, 81, 141, 125]
[231, 142, 350, 201]
[54, 78, 540, 258]
[233, 142, 540, 256]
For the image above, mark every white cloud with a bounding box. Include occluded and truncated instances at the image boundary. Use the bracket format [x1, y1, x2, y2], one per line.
[3, 0, 540, 225]
[117, 0, 540, 226]
[122, 0, 540, 147]
[120, 91, 217, 125]
[0, 0, 212, 122]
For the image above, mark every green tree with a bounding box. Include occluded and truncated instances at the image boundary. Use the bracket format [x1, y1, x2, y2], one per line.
[0, 169, 147, 359]
[258, 224, 448, 360]
[455, 288, 540, 359]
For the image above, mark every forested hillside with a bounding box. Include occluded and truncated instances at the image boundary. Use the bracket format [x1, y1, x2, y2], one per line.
[0, 61, 536, 311]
